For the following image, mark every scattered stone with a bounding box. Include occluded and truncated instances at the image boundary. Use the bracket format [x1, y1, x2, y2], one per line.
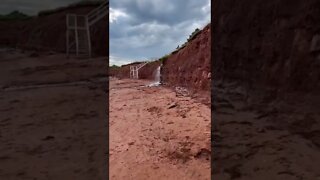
[152, 165, 159, 169]
[42, 135, 55, 141]
[168, 102, 177, 109]
[128, 142, 135, 146]
[194, 148, 211, 160]
[16, 172, 26, 176]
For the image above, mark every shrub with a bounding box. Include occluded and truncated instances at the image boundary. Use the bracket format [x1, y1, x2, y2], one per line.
[159, 54, 169, 63]
[187, 28, 200, 42]
[110, 65, 119, 68]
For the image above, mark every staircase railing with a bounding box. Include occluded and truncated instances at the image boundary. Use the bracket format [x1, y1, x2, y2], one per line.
[66, 1, 108, 58]
[130, 62, 149, 79]
[136, 62, 148, 70]
[87, 1, 108, 26]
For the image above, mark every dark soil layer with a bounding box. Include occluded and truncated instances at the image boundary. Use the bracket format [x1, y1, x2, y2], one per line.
[0, 4, 107, 56]
[162, 24, 211, 92]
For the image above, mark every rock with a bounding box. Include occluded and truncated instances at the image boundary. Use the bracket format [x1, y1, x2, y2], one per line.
[202, 71, 207, 78]
[128, 142, 135, 145]
[168, 102, 177, 109]
[194, 148, 211, 160]
[42, 135, 55, 141]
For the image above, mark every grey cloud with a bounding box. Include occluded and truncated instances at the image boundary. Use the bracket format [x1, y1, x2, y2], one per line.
[110, 0, 210, 65]
[111, 0, 208, 25]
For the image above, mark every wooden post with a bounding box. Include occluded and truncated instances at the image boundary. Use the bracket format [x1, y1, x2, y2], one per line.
[66, 15, 69, 57]
[130, 66, 132, 78]
[137, 67, 139, 79]
[86, 16, 92, 58]
[74, 15, 79, 57]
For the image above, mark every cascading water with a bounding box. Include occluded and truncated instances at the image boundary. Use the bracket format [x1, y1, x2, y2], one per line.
[154, 66, 161, 83]
[148, 65, 161, 87]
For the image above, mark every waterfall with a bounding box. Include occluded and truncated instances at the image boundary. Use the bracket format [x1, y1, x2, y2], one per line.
[148, 65, 161, 87]
[154, 66, 161, 83]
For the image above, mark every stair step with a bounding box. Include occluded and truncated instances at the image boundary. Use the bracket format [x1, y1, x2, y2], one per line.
[67, 1, 107, 57]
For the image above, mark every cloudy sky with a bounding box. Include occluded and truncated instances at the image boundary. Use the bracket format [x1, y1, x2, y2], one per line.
[110, 0, 211, 66]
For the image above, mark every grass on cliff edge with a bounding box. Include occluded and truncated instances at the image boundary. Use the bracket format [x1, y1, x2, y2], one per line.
[109, 65, 120, 68]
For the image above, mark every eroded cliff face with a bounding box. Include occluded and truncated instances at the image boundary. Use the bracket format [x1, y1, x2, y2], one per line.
[162, 24, 211, 92]
[213, 0, 320, 93]
[109, 24, 211, 93]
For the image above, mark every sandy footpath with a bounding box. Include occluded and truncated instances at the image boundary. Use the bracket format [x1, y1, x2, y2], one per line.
[0, 49, 107, 179]
[109, 78, 211, 180]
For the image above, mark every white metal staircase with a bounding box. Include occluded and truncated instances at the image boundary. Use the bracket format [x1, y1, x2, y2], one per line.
[66, 1, 108, 58]
[130, 62, 148, 79]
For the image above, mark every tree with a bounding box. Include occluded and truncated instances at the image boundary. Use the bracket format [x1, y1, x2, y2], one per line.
[110, 65, 119, 68]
